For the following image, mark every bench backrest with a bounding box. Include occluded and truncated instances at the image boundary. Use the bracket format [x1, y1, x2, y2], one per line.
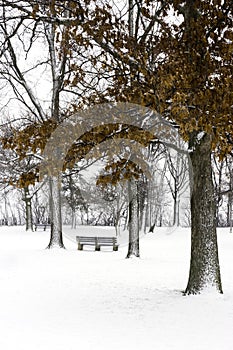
[76, 236, 96, 243]
[76, 236, 117, 244]
[97, 237, 117, 244]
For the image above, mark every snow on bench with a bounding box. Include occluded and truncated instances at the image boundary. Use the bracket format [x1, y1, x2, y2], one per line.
[76, 236, 118, 251]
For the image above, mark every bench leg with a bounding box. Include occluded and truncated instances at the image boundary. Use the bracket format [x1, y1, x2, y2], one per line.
[78, 243, 83, 250]
[95, 237, 100, 251]
[113, 246, 118, 251]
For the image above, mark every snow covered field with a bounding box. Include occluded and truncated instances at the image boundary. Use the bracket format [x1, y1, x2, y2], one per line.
[0, 225, 233, 350]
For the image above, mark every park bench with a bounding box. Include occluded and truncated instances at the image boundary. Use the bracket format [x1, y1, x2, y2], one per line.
[76, 236, 118, 251]
[34, 223, 51, 231]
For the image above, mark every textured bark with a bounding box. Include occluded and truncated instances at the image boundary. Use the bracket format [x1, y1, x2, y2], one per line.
[47, 175, 65, 249]
[227, 159, 233, 233]
[185, 134, 222, 294]
[126, 177, 140, 258]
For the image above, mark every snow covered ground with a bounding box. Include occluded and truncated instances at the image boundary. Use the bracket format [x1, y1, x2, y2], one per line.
[0, 225, 233, 350]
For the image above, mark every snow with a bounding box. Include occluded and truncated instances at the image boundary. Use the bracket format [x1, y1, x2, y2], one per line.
[0, 225, 233, 350]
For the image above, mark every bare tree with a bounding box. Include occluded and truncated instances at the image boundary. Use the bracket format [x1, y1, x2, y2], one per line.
[165, 145, 190, 226]
[0, 1, 99, 247]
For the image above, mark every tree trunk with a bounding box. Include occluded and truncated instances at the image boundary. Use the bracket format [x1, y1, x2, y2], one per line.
[126, 177, 140, 258]
[185, 134, 222, 294]
[228, 192, 233, 233]
[114, 194, 122, 236]
[173, 196, 177, 226]
[227, 158, 233, 233]
[23, 187, 33, 231]
[69, 174, 76, 229]
[47, 175, 65, 249]
[71, 208, 76, 229]
[173, 195, 180, 226]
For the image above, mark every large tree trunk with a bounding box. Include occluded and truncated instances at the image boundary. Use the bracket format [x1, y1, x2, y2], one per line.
[227, 158, 233, 233]
[126, 177, 140, 258]
[185, 134, 222, 294]
[47, 175, 65, 249]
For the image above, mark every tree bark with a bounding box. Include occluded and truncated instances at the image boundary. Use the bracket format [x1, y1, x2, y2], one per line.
[228, 192, 233, 233]
[227, 158, 233, 233]
[126, 177, 140, 258]
[185, 134, 222, 294]
[47, 175, 65, 249]
[23, 186, 33, 231]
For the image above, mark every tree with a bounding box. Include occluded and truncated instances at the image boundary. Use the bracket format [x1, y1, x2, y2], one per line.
[0, 126, 43, 230]
[0, 0, 89, 247]
[214, 155, 233, 231]
[97, 156, 144, 258]
[127, 177, 140, 258]
[64, 0, 232, 293]
[63, 171, 84, 229]
[164, 144, 190, 226]
[165, 1, 232, 295]
[0, 1, 155, 255]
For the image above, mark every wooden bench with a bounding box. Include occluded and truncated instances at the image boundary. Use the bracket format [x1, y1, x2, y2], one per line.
[34, 224, 51, 231]
[76, 236, 118, 251]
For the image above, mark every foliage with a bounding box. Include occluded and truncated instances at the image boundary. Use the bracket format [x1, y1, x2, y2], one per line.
[60, 0, 233, 157]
